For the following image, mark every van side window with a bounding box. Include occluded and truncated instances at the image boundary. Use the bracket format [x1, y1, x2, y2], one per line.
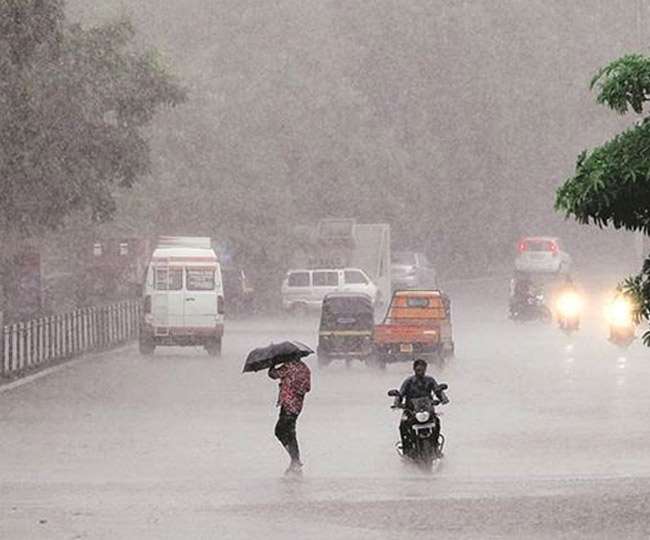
[187, 268, 215, 291]
[154, 267, 183, 291]
[344, 270, 368, 285]
[314, 271, 339, 286]
[288, 272, 310, 287]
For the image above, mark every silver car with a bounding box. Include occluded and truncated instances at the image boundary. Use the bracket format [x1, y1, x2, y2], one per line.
[514, 237, 571, 274]
[391, 251, 437, 290]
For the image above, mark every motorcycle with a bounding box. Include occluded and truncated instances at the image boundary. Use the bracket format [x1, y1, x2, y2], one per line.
[606, 295, 636, 348]
[387, 384, 449, 471]
[556, 290, 582, 335]
[510, 293, 552, 323]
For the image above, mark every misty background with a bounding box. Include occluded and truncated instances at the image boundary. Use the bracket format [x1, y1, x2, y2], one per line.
[62, 1, 643, 286]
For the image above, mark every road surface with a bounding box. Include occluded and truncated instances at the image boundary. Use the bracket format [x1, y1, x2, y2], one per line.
[2, 280, 650, 539]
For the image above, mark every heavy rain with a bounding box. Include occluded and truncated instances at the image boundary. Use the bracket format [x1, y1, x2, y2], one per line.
[2, 1, 650, 539]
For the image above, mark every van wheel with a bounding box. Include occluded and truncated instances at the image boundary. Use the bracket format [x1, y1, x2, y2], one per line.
[139, 339, 155, 356]
[206, 339, 222, 357]
[318, 355, 331, 369]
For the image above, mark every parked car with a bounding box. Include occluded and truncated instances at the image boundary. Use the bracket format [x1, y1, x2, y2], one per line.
[317, 293, 375, 368]
[514, 237, 571, 274]
[374, 289, 454, 368]
[391, 251, 436, 290]
[281, 268, 378, 314]
[139, 237, 224, 356]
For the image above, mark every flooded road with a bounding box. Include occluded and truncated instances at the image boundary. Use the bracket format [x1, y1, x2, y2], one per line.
[2, 281, 650, 538]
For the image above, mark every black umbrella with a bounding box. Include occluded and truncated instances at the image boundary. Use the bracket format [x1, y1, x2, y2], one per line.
[242, 341, 314, 373]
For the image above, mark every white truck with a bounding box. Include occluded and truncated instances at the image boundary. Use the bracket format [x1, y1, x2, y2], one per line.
[139, 237, 224, 356]
[286, 219, 391, 314]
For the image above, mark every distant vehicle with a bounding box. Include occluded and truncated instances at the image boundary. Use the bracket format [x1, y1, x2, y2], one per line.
[281, 268, 378, 314]
[510, 291, 552, 323]
[222, 267, 255, 315]
[514, 236, 571, 274]
[555, 279, 582, 335]
[606, 294, 636, 348]
[139, 237, 225, 356]
[391, 251, 436, 290]
[289, 218, 391, 309]
[374, 290, 454, 368]
[317, 293, 375, 368]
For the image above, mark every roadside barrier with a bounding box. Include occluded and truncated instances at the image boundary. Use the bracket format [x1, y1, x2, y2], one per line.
[1, 300, 141, 378]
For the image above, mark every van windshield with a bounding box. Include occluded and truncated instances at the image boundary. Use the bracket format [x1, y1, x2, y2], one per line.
[187, 268, 216, 291]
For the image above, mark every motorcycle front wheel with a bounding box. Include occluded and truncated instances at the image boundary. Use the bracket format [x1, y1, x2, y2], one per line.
[416, 437, 435, 472]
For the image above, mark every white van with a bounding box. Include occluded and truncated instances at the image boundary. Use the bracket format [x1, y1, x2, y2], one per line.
[140, 237, 224, 356]
[281, 268, 378, 313]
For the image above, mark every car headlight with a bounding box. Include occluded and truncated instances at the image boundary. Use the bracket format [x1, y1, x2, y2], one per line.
[415, 411, 430, 423]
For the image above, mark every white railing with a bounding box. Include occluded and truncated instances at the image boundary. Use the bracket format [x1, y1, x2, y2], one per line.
[1, 300, 141, 378]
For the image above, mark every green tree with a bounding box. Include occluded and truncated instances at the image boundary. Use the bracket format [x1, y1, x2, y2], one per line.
[0, 0, 186, 237]
[556, 54, 650, 343]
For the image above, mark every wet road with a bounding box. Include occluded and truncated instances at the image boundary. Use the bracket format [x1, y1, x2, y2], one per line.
[2, 281, 650, 539]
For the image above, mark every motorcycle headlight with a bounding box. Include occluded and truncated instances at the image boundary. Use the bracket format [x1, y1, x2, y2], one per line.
[557, 292, 582, 318]
[606, 297, 633, 327]
[415, 411, 430, 423]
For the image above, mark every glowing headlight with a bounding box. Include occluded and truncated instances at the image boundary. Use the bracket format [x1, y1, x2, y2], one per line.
[556, 292, 582, 318]
[606, 297, 633, 327]
[415, 411, 430, 423]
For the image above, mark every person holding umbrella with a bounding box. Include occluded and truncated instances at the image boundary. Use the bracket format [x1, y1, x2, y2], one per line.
[243, 341, 313, 475]
[268, 354, 311, 474]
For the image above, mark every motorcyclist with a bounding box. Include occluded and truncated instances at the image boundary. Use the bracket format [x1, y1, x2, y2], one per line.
[509, 272, 534, 317]
[393, 359, 448, 456]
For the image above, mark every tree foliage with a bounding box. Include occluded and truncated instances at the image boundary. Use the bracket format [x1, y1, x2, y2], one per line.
[0, 0, 186, 237]
[556, 53, 650, 343]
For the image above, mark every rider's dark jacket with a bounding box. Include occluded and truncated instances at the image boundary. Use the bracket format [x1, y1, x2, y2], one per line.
[398, 375, 442, 408]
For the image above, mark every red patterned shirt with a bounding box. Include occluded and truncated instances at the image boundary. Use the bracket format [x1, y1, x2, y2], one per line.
[269, 360, 311, 415]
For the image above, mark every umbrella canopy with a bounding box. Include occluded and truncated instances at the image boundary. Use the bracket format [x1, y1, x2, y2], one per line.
[242, 341, 314, 373]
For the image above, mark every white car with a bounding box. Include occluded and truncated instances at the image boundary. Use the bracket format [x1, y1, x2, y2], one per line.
[281, 268, 378, 313]
[514, 236, 571, 274]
